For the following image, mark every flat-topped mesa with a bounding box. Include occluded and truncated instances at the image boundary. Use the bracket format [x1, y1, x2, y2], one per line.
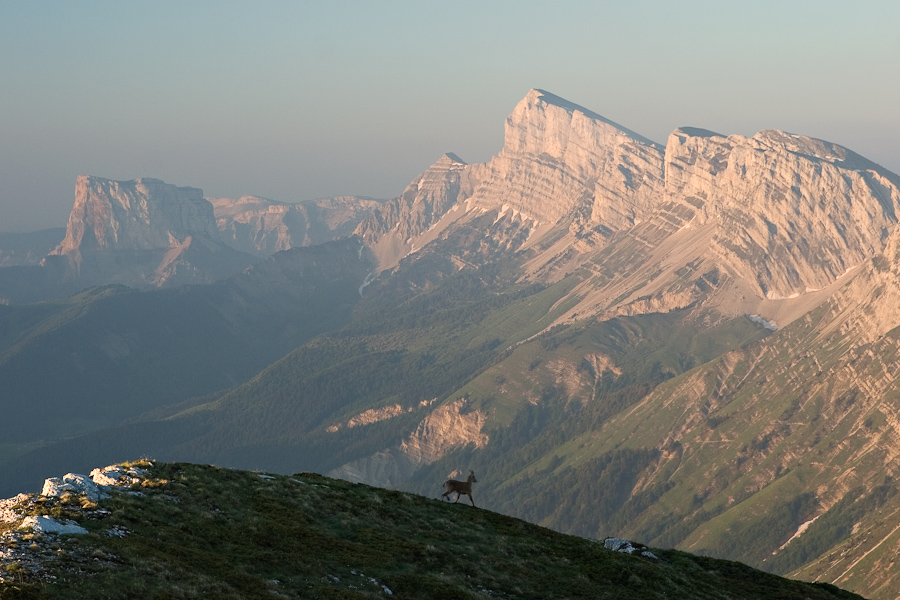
[470, 88, 665, 228]
[52, 176, 219, 256]
[664, 127, 900, 298]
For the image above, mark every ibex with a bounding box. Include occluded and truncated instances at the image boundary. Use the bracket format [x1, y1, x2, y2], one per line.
[441, 470, 477, 506]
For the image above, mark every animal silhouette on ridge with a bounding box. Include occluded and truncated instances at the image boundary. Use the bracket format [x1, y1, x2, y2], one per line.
[442, 470, 477, 506]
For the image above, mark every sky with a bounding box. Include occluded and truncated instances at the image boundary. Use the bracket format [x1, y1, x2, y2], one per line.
[1, 1, 899, 232]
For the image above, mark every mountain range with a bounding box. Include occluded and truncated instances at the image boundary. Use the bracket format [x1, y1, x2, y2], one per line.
[2, 88, 900, 598]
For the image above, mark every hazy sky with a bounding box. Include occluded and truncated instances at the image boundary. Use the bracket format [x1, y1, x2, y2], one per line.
[2, 1, 898, 232]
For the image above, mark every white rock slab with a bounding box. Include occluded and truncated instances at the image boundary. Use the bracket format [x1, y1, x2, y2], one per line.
[20, 516, 88, 535]
[41, 473, 108, 501]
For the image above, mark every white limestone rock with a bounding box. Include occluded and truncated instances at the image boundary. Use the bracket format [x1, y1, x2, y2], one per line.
[91, 466, 126, 487]
[0, 494, 30, 524]
[19, 515, 88, 535]
[90, 465, 146, 488]
[604, 537, 637, 553]
[41, 473, 108, 501]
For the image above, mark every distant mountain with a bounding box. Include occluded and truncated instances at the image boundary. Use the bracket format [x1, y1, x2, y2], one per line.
[4, 89, 900, 598]
[52, 176, 219, 255]
[0, 228, 65, 267]
[0, 178, 381, 304]
[43, 175, 256, 291]
[210, 194, 382, 255]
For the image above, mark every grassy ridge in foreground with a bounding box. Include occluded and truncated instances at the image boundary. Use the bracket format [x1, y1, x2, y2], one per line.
[0, 462, 863, 599]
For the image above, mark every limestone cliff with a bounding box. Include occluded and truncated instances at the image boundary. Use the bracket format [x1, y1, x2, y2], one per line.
[327, 399, 488, 488]
[47, 176, 254, 289]
[210, 195, 381, 256]
[354, 153, 478, 269]
[364, 90, 900, 334]
[52, 176, 219, 256]
[470, 89, 665, 230]
[664, 127, 900, 299]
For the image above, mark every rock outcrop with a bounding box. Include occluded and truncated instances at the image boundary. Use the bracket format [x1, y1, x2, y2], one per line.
[0, 461, 154, 583]
[327, 398, 488, 487]
[41, 473, 107, 502]
[603, 537, 658, 560]
[19, 516, 88, 535]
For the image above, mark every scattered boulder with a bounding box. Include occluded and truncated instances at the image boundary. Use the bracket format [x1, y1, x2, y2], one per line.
[41, 473, 108, 501]
[603, 537, 658, 560]
[91, 466, 125, 487]
[19, 516, 88, 535]
[90, 464, 149, 488]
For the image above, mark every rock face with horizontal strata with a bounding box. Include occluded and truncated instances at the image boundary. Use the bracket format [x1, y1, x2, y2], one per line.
[368, 90, 900, 331]
[355, 153, 477, 269]
[664, 127, 900, 299]
[473, 89, 665, 229]
[327, 399, 488, 488]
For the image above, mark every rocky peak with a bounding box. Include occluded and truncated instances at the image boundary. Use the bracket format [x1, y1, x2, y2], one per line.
[468, 89, 666, 229]
[51, 176, 219, 256]
[40, 176, 258, 291]
[505, 89, 662, 156]
[663, 127, 900, 298]
[353, 89, 900, 329]
[433, 152, 467, 168]
[354, 152, 478, 269]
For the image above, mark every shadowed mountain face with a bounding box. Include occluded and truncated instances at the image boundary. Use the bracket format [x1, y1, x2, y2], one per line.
[3, 89, 900, 598]
[0, 237, 371, 451]
[0, 228, 65, 267]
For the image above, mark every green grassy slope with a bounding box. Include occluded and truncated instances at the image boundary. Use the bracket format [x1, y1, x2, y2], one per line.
[0, 461, 863, 600]
[402, 310, 771, 530]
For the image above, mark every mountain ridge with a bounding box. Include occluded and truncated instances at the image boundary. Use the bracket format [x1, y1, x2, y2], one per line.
[0, 460, 863, 599]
